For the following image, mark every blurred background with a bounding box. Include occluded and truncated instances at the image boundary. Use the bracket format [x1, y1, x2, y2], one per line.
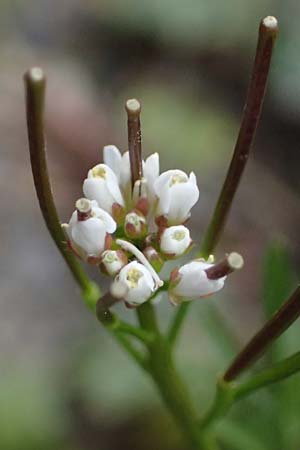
[1, 1, 300, 449]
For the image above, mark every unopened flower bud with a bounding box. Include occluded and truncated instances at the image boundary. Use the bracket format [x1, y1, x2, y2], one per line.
[168, 259, 226, 305]
[160, 225, 192, 258]
[100, 250, 128, 276]
[143, 246, 164, 273]
[115, 261, 155, 306]
[62, 198, 116, 264]
[124, 210, 147, 239]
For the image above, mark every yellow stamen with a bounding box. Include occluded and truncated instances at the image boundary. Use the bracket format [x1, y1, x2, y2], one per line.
[126, 268, 143, 288]
[92, 166, 107, 179]
[169, 173, 187, 186]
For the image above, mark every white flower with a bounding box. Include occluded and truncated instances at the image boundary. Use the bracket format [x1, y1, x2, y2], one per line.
[100, 250, 128, 276]
[116, 261, 155, 306]
[103, 145, 160, 211]
[169, 259, 226, 305]
[83, 163, 124, 215]
[62, 199, 116, 263]
[154, 169, 199, 225]
[160, 225, 191, 257]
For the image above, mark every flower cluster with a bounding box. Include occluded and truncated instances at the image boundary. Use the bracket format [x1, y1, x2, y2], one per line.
[62, 145, 237, 307]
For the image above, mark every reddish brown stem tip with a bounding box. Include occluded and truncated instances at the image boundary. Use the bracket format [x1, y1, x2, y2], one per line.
[205, 252, 244, 280]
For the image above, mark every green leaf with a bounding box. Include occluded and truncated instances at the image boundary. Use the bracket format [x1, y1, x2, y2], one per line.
[262, 239, 294, 319]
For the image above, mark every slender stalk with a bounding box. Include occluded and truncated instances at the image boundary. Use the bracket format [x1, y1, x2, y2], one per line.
[24, 68, 100, 310]
[224, 285, 300, 381]
[200, 351, 300, 431]
[168, 16, 278, 344]
[234, 351, 300, 399]
[201, 16, 278, 258]
[125, 98, 143, 188]
[113, 330, 149, 371]
[117, 321, 155, 344]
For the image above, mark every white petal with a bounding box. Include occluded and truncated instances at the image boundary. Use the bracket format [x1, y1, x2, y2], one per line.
[92, 206, 117, 233]
[120, 151, 131, 190]
[118, 261, 155, 305]
[103, 145, 122, 180]
[71, 219, 106, 256]
[156, 181, 171, 216]
[167, 181, 199, 224]
[83, 178, 114, 213]
[106, 176, 124, 207]
[155, 169, 188, 193]
[173, 261, 226, 298]
[144, 153, 159, 182]
[160, 225, 190, 255]
[144, 153, 160, 202]
[189, 171, 198, 186]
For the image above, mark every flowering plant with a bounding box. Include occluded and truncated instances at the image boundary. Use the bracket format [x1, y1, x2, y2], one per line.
[24, 16, 300, 450]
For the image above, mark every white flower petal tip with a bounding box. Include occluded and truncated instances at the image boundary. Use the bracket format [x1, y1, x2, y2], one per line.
[83, 163, 124, 214]
[103, 145, 122, 180]
[160, 225, 192, 258]
[115, 261, 155, 306]
[64, 200, 116, 263]
[168, 259, 227, 303]
[100, 250, 128, 277]
[154, 169, 199, 225]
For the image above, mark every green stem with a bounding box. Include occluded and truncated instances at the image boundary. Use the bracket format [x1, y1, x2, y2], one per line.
[24, 68, 100, 310]
[200, 351, 300, 431]
[234, 351, 300, 399]
[168, 16, 278, 344]
[168, 302, 190, 346]
[137, 303, 212, 450]
[117, 321, 155, 344]
[112, 330, 149, 371]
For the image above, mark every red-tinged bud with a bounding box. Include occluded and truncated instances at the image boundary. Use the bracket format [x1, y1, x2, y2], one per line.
[143, 246, 164, 273]
[87, 255, 102, 265]
[124, 210, 148, 239]
[155, 214, 169, 229]
[135, 196, 149, 216]
[111, 202, 126, 224]
[104, 233, 113, 250]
